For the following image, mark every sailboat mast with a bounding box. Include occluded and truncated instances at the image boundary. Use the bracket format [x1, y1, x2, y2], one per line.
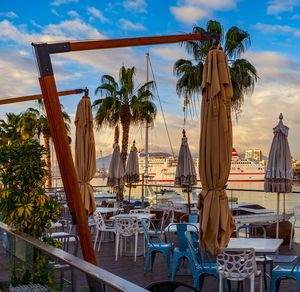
[145, 52, 149, 182]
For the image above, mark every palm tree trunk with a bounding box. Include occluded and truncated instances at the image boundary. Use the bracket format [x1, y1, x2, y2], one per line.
[42, 130, 52, 188]
[120, 104, 131, 167]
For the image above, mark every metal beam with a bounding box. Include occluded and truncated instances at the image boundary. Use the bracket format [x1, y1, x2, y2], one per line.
[0, 89, 86, 105]
[31, 32, 218, 267]
[32, 32, 219, 54]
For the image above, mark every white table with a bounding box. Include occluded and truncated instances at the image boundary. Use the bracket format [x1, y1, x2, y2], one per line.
[165, 225, 283, 254]
[227, 238, 283, 253]
[110, 213, 155, 220]
[96, 207, 123, 214]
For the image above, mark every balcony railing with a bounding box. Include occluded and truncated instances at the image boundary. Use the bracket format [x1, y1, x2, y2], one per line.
[0, 222, 148, 292]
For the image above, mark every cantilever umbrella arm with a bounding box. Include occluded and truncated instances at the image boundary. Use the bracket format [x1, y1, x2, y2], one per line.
[32, 32, 218, 266]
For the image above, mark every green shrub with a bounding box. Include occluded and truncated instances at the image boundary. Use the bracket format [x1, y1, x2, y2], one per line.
[0, 139, 63, 288]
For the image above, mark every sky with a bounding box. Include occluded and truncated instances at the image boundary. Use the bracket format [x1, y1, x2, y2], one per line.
[1, 0, 300, 159]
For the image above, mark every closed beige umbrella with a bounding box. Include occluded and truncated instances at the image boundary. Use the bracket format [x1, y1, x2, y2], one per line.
[175, 130, 197, 213]
[75, 93, 96, 215]
[125, 141, 139, 203]
[264, 113, 293, 238]
[107, 142, 125, 202]
[198, 47, 236, 254]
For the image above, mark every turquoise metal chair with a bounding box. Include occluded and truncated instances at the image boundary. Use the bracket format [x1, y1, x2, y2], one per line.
[269, 256, 300, 292]
[180, 213, 199, 223]
[185, 231, 220, 291]
[140, 219, 173, 276]
[167, 223, 199, 280]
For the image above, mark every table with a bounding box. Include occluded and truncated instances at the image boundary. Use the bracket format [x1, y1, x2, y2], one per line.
[110, 213, 155, 220]
[227, 238, 283, 253]
[96, 207, 123, 214]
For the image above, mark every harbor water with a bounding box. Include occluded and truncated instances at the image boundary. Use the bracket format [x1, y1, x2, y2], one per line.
[52, 178, 300, 241]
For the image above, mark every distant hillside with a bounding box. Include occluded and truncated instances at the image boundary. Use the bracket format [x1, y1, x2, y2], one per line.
[139, 152, 172, 157]
[96, 152, 172, 169]
[96, 154, 112, 169]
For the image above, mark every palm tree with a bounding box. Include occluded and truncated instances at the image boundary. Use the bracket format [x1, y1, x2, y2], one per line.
[93, 66, 156, 166]
[174, 20, 258, 117]
[22, 104, 71, 188]
[0, 113, 22, 143]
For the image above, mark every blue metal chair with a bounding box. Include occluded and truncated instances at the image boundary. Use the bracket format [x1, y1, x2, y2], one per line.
[140, 219, 173, 276]
[145, 280, 201, 292]
[180, 213, 199, 223]
[167, 223, 199, 280]
[185, 231, 220, 291]
[269, 256, 300, 292]
[185, 231, 231, 292]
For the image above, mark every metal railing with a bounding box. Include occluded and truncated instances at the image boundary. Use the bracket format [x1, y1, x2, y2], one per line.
[0, 222, 148, 292]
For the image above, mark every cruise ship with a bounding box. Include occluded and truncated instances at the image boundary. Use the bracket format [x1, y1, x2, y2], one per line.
[139, 148, 265, 184]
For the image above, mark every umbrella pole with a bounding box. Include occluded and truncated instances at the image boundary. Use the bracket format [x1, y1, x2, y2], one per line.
[128, 183, 132, 203]
[187, 190, 191, 214]
[283, 193, 286, 221]
[276, 192, 280, 238]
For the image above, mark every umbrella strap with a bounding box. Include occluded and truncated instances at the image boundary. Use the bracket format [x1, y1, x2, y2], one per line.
[202, 185, 227, 191]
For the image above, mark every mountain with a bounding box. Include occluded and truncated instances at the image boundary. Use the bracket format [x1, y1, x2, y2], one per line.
[96, 154, 112, 169]
[139, 152, 172, 157]
[96, 152, 173, 169]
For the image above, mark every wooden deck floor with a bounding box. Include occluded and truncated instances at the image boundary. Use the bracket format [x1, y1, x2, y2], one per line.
[93, 235, 300, 291]
[1, 230, 300, 291]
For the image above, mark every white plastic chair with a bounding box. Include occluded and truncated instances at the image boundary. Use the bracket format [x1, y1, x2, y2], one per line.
[93, 211, 116, 251]
[290, 205, 300, 249]
[217, 248, 263, 292]
[115, 217, 140, 261]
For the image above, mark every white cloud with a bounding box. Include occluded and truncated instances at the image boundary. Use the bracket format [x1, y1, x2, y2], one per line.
[87, 7, 109, 23]
[252, 22, 300, 37]
[230, 50, 300, 158]
[170, 0, 237, 24]
[51, 9, 59, 16]
[0, 19, 106, 45]
[151, 46, 188, 61]
[123, 0, 147, 13]
[67, 10, 79, 18]
[267, 0, 300, 15]
[0, 11, 18, 18]
[184, 0, 236, 10]
[119, 19, 146, 30]
[291, 14, 300, 19]
[170, 5, 211, 25]
[51, 0, 79, 6]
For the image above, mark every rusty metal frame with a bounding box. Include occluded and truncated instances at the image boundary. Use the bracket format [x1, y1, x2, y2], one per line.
[31, 32, 218, 265]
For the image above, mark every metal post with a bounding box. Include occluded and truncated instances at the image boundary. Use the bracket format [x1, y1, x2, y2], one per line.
[143, 52, 150, 208]
[32, 43, 97, 265]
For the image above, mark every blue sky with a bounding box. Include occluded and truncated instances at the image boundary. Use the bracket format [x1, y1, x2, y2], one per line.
[1, 0, 300, 159]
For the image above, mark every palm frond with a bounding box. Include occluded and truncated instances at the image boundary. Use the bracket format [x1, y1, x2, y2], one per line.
[225, 26, 251, 59]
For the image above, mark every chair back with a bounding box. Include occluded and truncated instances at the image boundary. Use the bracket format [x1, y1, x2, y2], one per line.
[157, 200, 174, 210]
[51, 233, 79, 256]
[217, 248, 257, 281]
[180, 214, 199, 223]
[115, 217, 139, 237]
[93, 211, 107, 228]
[185, 231, 201, 268]
[168, 223, 198, 252]
[236, 224, 266, 238]
[292, 256, 300, 272]
[140, 218, 162, 246]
